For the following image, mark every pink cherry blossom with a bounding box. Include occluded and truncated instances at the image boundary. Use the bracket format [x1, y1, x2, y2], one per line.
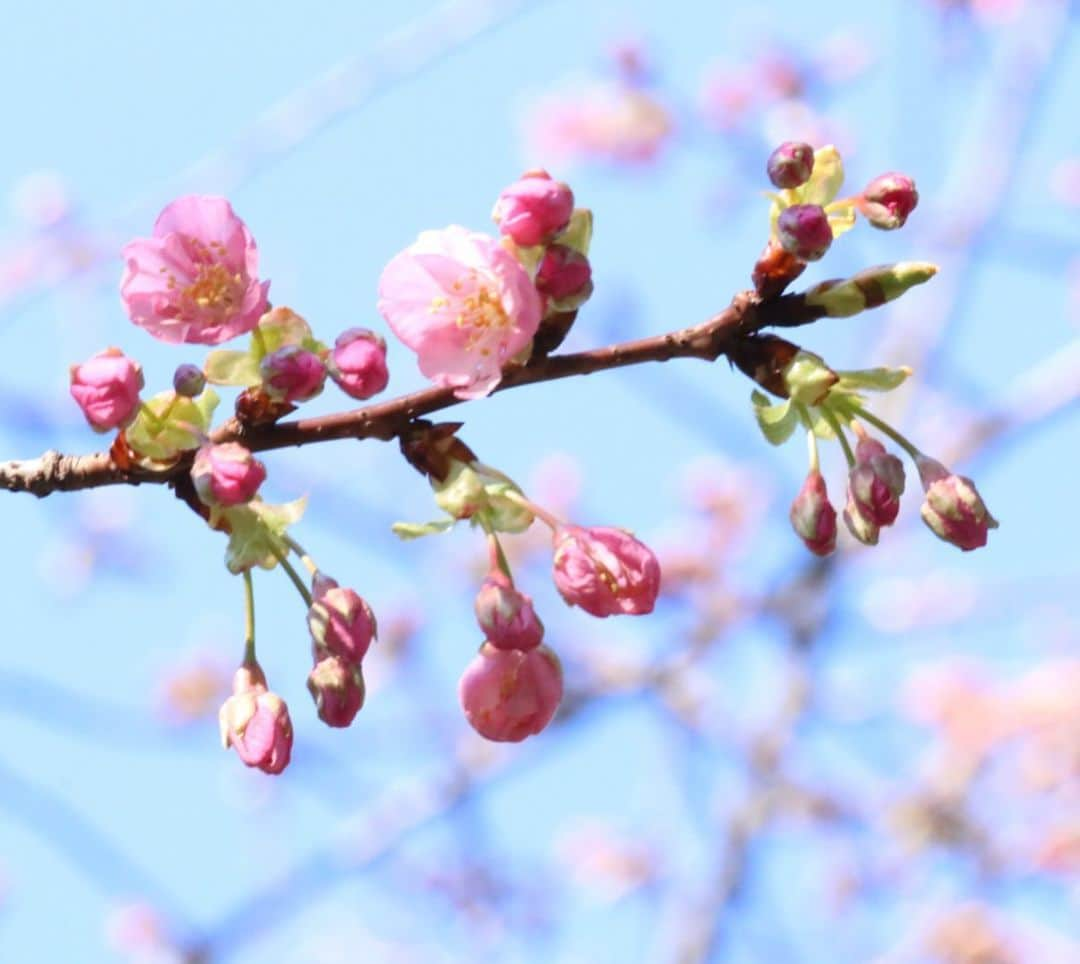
[120, 195, 269, 345]
[190, 442, 266, 508]
[327, 327, 389, 400]
[377, 225, 543, 398]
[308, 586, 376, 665]
[219, 666, 292, 775]
[474, 570, 544, 651]
[458, 642, 563, 742]
[552, 525, 662, 617]
[69, 347, 143, 432]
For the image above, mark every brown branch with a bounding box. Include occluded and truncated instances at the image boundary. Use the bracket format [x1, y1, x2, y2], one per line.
[0, 290, 787, 498]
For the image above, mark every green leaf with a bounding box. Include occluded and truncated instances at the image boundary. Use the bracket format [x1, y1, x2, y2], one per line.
[391, 519, 455, 540]
[751, 390, 798, 446]
[203, 350, 260, 387]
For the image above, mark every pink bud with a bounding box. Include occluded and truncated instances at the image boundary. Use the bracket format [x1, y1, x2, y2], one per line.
[308, 587, 376, 664]
[789, 470, 837, 556]
[328, 327, 389, 400]
[458, 642, 563, 742]
[259, 345, 326, 403]
[916, 455, 998, 551]
[552, 525, 662, 617]
[492, 170, 575, 247]
[219, 666, 292, 774]
[857, 172, 918, 230]
[842, 492, 880, 546]
[311, 571, 339, 599]
[767, 141, 815, 189]
[536, 244, 593, 308]
[172, 363, 206, 397]
[776, 204, 833, 261]
[307, 655, 365, 728]
[191, 442, 266, 508]
[475, 571, 544, 651]
[848, 438, 905, 527]
[69, 348, 144, 432]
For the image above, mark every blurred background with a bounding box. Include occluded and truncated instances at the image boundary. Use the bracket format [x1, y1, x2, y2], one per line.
[0, 1, 1077, 961]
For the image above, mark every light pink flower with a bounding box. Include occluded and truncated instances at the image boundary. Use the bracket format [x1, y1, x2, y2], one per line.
[307, 655, 365, 728]
[377, 226, 542, 398]
[327, 327, 389, 400]
[69, 347, 143, 432]
[789, 469, 837, 556]
[259, 345, 326, 403]
[219, 665, 292, 775]
[552, 525, 662, 617]
[458, 642, 563, 742]
[308, 586, 376, 665]
[492, 171, 574, 247]
[120, 195, 269, 345]
[190, 442, 266, 508]
[474, 570, 544, 651]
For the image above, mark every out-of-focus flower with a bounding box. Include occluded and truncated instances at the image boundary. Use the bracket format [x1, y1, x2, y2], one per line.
[327, 328, 389, 400]
[492, 170, 574, 246]
[377, 225, 542, 398]
[104, 901, 176, 962]
[191, 442, 266, 508]
[924, 903, 1021, 964]
[69, 348, 143, 432]
[552, 525, 661, 617]
[155, 652, 231, 725]
[219, 665, 292, 775]
[458, 642, 562, 742]
[120, 195, 269, 345]
[555, 820, 661, 902]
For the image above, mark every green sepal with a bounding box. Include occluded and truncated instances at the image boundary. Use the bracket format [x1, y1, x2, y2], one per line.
[836, 366, 912, 393]
[126, 388, 220, 462]
[222, 497, 307, 574]
[751, 390, 799, 446]
[391, 519, 456, 541]
[558, 208, 593, 257]
[203, 350, 261, 388]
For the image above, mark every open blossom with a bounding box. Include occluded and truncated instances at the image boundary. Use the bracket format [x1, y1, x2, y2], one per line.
[459, 642, 563, 742]
[475, 570, 544, 651]
[378, 226, 543, 398]
[327, 328, 389, 400]
[553, 525, 661, 617]
[219, 665, 292, 775]
[69, 348, 143, 432]
[917, 455, 998, 551]
[120, 195, 269, 345]
[308, 586, 376, 665]
[191, 442, 266, 508]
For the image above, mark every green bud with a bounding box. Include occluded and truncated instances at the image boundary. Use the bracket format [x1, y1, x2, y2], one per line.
[804, 262, 938, 318]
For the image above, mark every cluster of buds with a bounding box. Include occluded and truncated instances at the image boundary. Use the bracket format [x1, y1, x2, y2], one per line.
[377, 169, 593, 399]
[396, 423, 661, 742]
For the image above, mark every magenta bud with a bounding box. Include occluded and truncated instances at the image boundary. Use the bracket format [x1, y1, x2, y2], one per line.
[308, 587, 376, 665]
[172, 363, 207, 398]
[458, 642, 563, 742]
[219, 666, 293, 775]
[259, 345, 326, 404]
[552, 525, 662, 617]
[842, 492, 880, 546]
[474, 571, 544, 651]
[857, 172, 918, 230]
[328, 327, 389, 401]
[191, 442, 266, 508]
[536, 244, 593, 309]
[311, 571, 339, 600]
[69, 348, 144, 432]
[789, 470, 837, 556]
[776, 204, 833, 262]
[492, 170, 575, 247]
[848, 438, 906, 527]
[307, 655, 365, 728]
[767, 141, 815, 189]
[916, 455, 998, 551]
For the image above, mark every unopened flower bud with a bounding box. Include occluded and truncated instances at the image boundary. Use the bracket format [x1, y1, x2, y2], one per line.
[308, 587, 376, 664]
[172, 363, 206, 398]
[307, 655, 365, 728]
[259, 345, 326, 403]
[767, 141, 815, 189]
[552, 525, 661, 617]
[848, 438, 905, 527]
[776, 204, 833, 261]
[328, 328, 389, 400]
[916, 455, 998, 551]
[843, 493, 880, 546]
[219, 665, 292, 774]
[458, 642, 563, 742]
[536, 244, 593, 311]
[69, 348, 144, 432]
[857, 172, 918, 230]
[475, 571, 544, 651]
[492, 170, 574, 247]
[311, 571, 339, 599]
[789, 470, 837, 556]
[191, 442, 266, 508]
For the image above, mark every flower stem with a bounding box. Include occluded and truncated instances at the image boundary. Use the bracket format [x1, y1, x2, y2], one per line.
[819, 405, 856, 467]
[271, 543, 313, 607]
[805, 428, 820, 474]
[242, 569, 256, 666]
[284, 534, 318, 575]
[487, 532, 513, 581]
[846, 403, 922, 460]
[503, 489, 562, 530]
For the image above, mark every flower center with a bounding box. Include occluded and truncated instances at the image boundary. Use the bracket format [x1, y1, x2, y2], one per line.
[455, 279, 510, 355]
[181, 262, 242, 315]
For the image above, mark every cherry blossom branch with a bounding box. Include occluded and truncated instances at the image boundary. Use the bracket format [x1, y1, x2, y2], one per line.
[0, 289, 822, 500]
